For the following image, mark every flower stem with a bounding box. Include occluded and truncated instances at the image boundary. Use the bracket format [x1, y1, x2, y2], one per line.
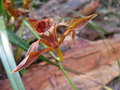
[55, 48, 78, 90]
[56, 60, 78, 90]
[55, 48, 63, 61]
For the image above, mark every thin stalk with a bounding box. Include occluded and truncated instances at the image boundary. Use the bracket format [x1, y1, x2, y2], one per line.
[56, 60, 78, 90]
[18, 21, 24, 37]
[40, 55, 80, 75]
[55, 48, 77, 89]
[15, 21, 25, 61]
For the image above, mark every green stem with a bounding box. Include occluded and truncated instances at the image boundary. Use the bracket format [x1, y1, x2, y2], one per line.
[56, 61, 78, 90]
[55, 48, 78, 90]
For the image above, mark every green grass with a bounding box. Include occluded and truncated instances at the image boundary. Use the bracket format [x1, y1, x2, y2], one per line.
[0, 16, 25, 90]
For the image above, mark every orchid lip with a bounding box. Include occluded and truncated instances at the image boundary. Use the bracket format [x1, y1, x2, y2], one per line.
[36, 19, 53, 33]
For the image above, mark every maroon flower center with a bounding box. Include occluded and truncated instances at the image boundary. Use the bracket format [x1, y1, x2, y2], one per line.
[36, 19, 53, 33]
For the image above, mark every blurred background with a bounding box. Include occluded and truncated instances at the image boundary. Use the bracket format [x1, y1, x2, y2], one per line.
[0, 0, 120, 90]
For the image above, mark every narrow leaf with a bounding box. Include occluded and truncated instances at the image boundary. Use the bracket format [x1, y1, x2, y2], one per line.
[0, 16, 25, 90]
[7, 30, 29, 51]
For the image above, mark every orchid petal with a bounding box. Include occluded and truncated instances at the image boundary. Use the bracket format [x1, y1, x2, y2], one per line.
[28, 18, 53, 34]
[27, 18, 39, 32]
[26, 40, 40, 56]
[39, 38, 52, 47]
[12, 47, 54, 73]
[59, 14, 97, 44]
[69, 14, 97, 30]
[52, 24, 59, 42]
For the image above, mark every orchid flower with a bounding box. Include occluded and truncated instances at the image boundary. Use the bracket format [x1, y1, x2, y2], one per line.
[12, 14, 97, 73]
[3, 0, 31, 19]
[3, 0, 23, 18]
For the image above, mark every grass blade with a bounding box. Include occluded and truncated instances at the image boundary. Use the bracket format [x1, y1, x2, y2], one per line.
[0, 16, 25, 90]
[0, 42, 18, 90]
[15, 22, 25, 61]
[7, 30, 29, 51]
[0, 0, 6, 15]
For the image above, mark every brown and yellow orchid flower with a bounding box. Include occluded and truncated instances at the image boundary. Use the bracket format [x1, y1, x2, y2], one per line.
[3, 0, 31, 24]
[12, 14, 97, 73]
[3, 0, 23, 18]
